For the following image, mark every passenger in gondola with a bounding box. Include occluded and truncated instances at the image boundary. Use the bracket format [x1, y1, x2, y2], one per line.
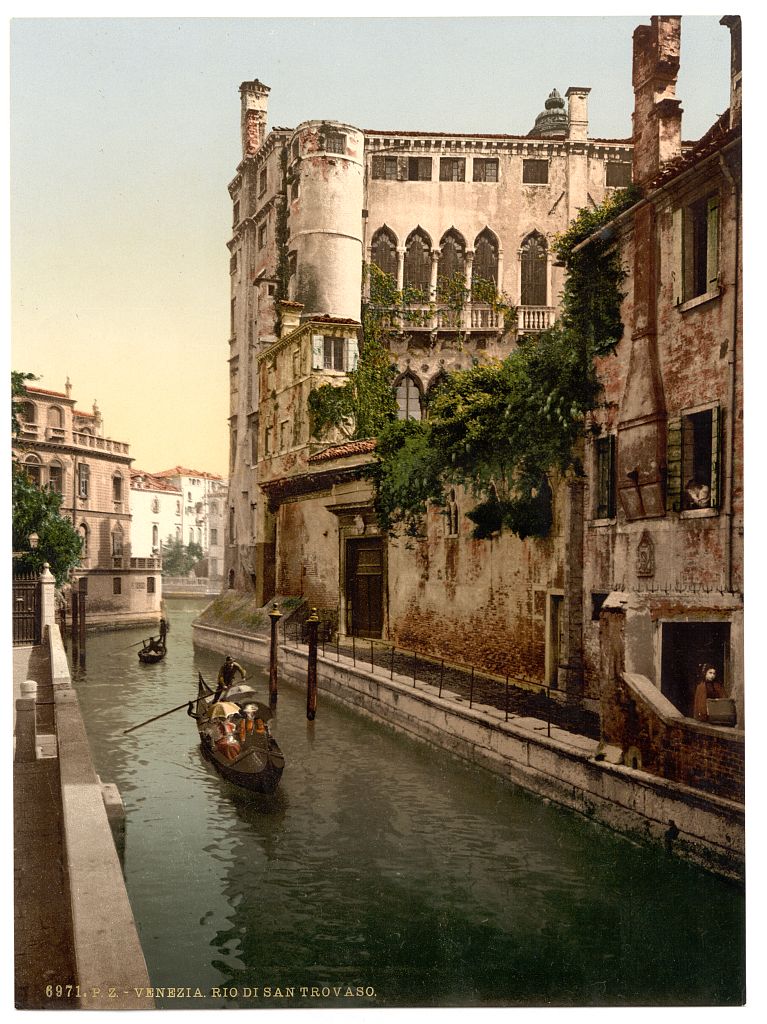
[214, 714, 242, 761]
[214, 655, 246, 700]
[237, 703, 266, 743]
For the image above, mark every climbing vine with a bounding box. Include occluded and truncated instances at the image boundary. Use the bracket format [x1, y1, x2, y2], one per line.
[311, 186, 640, 540]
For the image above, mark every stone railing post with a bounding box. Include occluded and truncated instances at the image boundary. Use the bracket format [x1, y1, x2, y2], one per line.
[14, 680, 38, 763]
[39, 562, 56, 631]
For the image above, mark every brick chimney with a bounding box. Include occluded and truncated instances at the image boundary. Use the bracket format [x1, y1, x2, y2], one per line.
[720, 16, 742, 130]
[279, 300, 303, 338]
[631, 16, 682, 186]
[239, 79, 270, 158]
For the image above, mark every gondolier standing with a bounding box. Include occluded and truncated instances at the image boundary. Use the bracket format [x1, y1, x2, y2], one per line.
[214, 655, 246, 701]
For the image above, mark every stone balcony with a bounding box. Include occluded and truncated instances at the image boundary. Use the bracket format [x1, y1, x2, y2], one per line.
[372, 303, 555, 334]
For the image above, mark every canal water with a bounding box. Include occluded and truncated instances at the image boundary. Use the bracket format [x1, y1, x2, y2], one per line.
[72, 598, 745, 1009]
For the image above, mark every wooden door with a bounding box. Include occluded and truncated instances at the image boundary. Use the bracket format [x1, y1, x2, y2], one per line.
[346, 539, 384, 638]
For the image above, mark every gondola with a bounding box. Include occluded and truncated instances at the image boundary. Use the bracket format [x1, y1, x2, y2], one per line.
[138, 637, 166, 663]
[189, 674, 284, 794]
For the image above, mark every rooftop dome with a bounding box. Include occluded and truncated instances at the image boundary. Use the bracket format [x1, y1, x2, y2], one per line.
[528, 89, 568, 139]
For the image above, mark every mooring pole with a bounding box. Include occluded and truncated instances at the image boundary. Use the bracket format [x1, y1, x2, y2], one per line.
[268, 601, 282, 707]
[78, 591, 86, 668]
[306, 607, 319, 720]
[71, 590, 79, 661]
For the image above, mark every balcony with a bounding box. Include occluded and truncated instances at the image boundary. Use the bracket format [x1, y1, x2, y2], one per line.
[72, 431, 130, 455]
[373, 302, 504, 334]
[518, 306, 555, 333]
[130, 556, 162, 569]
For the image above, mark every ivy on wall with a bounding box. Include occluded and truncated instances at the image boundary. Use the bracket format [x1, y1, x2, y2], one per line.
[309, 185, 640, 540]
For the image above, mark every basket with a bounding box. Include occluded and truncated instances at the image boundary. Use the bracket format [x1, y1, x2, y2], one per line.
[706, 698, 736, 727]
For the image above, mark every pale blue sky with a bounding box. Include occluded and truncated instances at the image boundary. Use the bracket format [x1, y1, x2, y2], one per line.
[10, 15, 732, 476]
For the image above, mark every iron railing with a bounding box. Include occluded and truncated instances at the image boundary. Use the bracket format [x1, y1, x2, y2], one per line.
[12, 574, 41, 646]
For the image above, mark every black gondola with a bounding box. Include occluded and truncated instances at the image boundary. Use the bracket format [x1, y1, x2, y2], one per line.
[189, 674, 284, 794]
[138, 637, 166, 663]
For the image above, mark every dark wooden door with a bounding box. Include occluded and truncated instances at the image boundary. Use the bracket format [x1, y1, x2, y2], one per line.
[347, 539, 383, 638]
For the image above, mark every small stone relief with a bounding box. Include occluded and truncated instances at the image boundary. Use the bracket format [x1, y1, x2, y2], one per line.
[636, 530, 655, 578]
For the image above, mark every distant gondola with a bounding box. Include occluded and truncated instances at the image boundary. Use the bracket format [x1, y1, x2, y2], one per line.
[138, 637, 166, 663]
[189, 674, 284, 794]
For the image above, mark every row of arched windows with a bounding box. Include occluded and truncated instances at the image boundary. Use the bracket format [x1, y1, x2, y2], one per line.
[371, 226, 549, 306]
[20, 455, 124, 502]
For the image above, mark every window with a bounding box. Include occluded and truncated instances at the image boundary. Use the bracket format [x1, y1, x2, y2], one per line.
[47, 406, 64, 430]
[264, 425, 273, 455]
[473, 229, 499, 288]
[676, 194, 720, 303]
[407, 157, 432, 181]
[523, 159, 549, 184]
[229, 506, 235, 541]
[152, 524, 159, 549]
[395, 373, 422, 421]
[324, 336, 348, 371]
[323, 132, 346, 154]
[293, 407, 303, 446]
[666, 406, 721, 512]
[19, 401, 36, 425]
[210, 501, 218, 516]
[520, 232, 548, 306]
[438, 230, 466, 288]
[176, 500, 181, 514]
[113, 577, 122, 596]
[230, 297, 237, 335]
[595, 435, 616, 519]
[372, 155, 398, 180]
[77, 463, 90, 499]
[404, 229, 432, 291]
[370, 227, 398, 278]
[439, 158, 465, 182]
[112, 475, 123, 502]
[189, 529, 194, 545]
[48, 462, 63, 494]
[292, 347, 301, 379]
[147, 576, 156, 594]
[473, 158, 499, 183]
[232, 200, 240, 227]
[151, 497, 160, 513]
[258, 223, 267, 249]
[250, 416, 259, 463]
[259, 167, 267, 195]
[112, 526, 124, 556]
[210, 528, 218, 545]
[230, 253, 238, 275]
[78, 523, 88, 557]
[24, 457, 42, 487]
[280, 421, 289, 451]
[606, 162, 632, 188]
[311, 334, 359, 373]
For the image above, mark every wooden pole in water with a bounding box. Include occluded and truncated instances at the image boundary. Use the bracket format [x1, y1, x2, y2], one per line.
[78, 591, 86, 668]
[306, 607, 319, 720]
[268, 602, 282, 707]
[71, 590, 79, 660]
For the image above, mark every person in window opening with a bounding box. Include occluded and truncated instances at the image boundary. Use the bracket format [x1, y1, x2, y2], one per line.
[693, 664, 724, 721]
[685, 478, 711, 509]
[214, 655, 246, 700]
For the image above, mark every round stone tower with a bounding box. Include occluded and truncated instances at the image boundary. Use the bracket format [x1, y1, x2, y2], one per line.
[287, 120, 364, 321]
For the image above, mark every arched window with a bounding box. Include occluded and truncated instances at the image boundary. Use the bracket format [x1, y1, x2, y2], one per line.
[152, 524, 159, 550]
[19, 401, 36, 424]
[403, 229, 432, 292]
[47, 406, 63, 429]
[189, 529, 194, 546]
[48, 461, 63, 494]
[520, 231, 548, 306]
[425, 371, 450, 417]
[395, 372, 423, 421]
[210, 501, 218, 516]
[473, 229, 499, 289]
[78, 523, 89, 557]
[370, 227, 398, 279]
[111, 523, 124, 556]
[24, 455, 42, 487]
[438, 229, 466, 289]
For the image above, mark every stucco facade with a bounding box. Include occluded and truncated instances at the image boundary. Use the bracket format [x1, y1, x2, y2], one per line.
[130, 470, 183, 558]
[14, 381, 162, 626]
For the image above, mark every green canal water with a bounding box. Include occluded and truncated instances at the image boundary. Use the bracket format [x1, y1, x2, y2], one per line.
[72, 598, 745, 1009]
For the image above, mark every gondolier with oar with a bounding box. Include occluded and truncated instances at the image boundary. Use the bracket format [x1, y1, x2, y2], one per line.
[213, 655, 246, 701]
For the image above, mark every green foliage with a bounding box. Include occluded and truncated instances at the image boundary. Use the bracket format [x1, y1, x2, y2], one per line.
[12, 370, 37, 438]
[12, 463, 82, 584]
[162, 536, 204, 576]
[366, 419, 444, 536]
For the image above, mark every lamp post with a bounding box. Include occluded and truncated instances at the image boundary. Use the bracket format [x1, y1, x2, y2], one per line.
[268, 601, 282, 707]
[306, 607, 319, 721]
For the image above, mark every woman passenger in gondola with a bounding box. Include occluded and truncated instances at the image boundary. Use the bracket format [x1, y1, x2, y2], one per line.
[237, 703, 266, 743]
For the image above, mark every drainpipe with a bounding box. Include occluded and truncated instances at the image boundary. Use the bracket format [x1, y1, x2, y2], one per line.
[719, 151, 739, 594]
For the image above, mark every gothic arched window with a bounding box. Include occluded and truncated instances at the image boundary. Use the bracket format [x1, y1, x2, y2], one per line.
[403, 229, 432, 292]
[473, 229, 499, 289]
[370, 227, 398, 280]
[395, 372, 423, 421]
[438, 229, 466, 289]
[520, 232, 548, 306]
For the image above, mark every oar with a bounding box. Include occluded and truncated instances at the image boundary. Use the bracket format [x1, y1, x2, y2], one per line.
[123, 699, 199, 734]
[118, 638, 151, 651]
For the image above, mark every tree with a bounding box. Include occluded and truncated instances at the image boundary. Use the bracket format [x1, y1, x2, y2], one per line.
[12, 372, 83, 584]
[161, 536, 204, 576]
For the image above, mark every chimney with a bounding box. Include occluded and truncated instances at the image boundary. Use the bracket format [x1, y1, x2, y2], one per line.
[566, 87, 591, 142]
[720, 16, 742, 130]
[631, 16, 682, 185]
[239, 79, 271, 158]
[278, 300, 304, 338]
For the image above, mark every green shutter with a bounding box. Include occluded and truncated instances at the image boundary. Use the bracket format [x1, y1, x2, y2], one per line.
[707, 196, 720, 292]
[666, 416, 682, 512]
[710, 404, 722, 509]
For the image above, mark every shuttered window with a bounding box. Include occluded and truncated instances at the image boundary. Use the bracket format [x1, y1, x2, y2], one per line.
[439, 158, 465, 182]
[595, 435, 616, 519]
[520, 233, 548, 306]
[407, 157, 432, 181]
[666, 406, 721, 512]
[676, 193, 720, 303]
[372, 156, 398, 180]
[606, 162, 632, 187]
[523, 159, 549, 184]
[473, 158, 499, 182]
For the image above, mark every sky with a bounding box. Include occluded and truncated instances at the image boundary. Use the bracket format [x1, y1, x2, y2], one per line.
[9, 11, 734, 479]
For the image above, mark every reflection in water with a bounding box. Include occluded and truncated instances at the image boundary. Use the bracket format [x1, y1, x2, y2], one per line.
[73, 599, 745, 1009]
